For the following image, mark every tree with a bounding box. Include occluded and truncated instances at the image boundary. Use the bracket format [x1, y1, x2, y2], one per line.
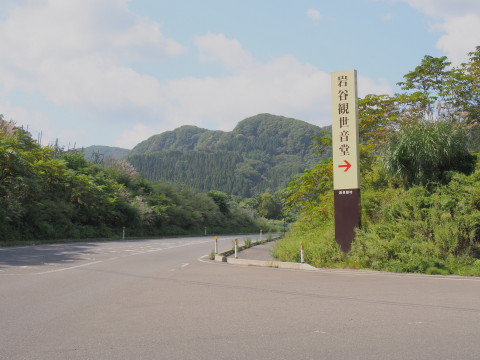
[281, 158, 333, 219]
[398, 55, 452, 121]
[358, 47, 480, 155]
[257, 193, 283, 219]
[207, 190, 231, 215]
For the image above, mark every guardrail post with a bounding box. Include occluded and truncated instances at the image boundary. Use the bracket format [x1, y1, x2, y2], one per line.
[300, 242, 304, 264]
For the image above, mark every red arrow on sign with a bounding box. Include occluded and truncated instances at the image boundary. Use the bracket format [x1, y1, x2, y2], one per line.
[338, 160, 352, 172]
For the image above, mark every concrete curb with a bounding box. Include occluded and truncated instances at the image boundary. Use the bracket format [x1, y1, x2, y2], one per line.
[226, 257, 317, 270]
[214, 238, 317, 271]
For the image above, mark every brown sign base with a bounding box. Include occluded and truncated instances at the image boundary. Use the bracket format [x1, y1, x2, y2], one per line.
[334, 188, 361, 252]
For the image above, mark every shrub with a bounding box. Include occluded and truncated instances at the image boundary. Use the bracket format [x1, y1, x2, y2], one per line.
[382, 120, 476, 188]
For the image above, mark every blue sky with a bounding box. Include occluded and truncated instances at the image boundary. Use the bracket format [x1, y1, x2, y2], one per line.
[1, 0, 479, 149]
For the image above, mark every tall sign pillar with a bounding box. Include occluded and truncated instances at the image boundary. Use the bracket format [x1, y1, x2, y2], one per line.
[331, 70, 361, 252]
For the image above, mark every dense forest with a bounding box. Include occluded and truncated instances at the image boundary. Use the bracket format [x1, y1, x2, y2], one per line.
[0, 118, 281, 243]
[275, 46, 480, 276]
[127, 114, 330, 197]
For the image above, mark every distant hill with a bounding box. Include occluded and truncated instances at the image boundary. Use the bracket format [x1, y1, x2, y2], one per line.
[81, 145, 130, 162]
[128, 114, 331, 197]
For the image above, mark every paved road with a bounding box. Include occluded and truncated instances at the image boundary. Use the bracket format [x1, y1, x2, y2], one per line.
[1, 236, 480, 360]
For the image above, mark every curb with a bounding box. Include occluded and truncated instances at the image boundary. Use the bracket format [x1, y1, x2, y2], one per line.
[214, 239, 317, 271]
[227, 257, 317, 270]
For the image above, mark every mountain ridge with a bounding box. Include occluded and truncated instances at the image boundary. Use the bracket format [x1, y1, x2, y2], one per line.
[127, 113, 331, 196]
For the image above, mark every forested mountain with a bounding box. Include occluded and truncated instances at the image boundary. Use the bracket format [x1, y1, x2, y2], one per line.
[128, 114, 330, 197]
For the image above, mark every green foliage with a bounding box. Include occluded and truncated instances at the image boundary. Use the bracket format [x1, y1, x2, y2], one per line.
[358, 94, 399, 149]
[382, 120, 476, 187]
[0, 119, 262, 244]
[350, 169, 480, 274]
[273, 215, 344, 268]
[276, 161, 480, 275]
[281, 158, 333, 219]
[256, 193, 283, 220]
[207, 190, 231, 215]
[398, 49, 480, 126]
[274, 47, 480, 275]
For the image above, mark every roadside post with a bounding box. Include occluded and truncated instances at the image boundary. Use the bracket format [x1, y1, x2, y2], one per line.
[300, 242, 305, 263]
[260, 229, 263, 242]
[122, 226, 125, 240]
[331, 69, 361, 252]
[214, 236, 218, 254]
[234, 238, 238, 259]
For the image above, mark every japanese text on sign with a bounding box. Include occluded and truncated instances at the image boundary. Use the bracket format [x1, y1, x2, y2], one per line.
[331, 70, 360, 190]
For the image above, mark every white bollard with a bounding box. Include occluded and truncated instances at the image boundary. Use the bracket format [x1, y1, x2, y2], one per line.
[214, 236, 218, 254]
[234, 238, 238, 259]
[122, 227, 125, 240]
[300, 242, 305, 264]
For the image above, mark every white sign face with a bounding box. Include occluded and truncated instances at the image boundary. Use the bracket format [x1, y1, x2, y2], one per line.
[331, 70, 360, 190]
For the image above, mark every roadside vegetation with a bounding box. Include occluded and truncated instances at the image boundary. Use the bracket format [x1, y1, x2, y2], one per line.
[0, 119, 282, 245]
[275, 46, 480, 276]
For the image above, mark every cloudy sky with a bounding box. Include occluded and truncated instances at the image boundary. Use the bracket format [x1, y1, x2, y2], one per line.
[1, 0, 479, 149]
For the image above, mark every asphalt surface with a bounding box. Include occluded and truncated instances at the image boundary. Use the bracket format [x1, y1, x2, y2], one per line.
[1, 236, 480, 360]
[231, 239, 278, 260]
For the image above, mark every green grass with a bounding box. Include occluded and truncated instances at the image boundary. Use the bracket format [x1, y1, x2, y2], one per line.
[274, 216, 345, 268]
[274, 169, 480, 276]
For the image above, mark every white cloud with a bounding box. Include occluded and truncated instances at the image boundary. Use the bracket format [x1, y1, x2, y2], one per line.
[0, 0, 186, 103]
[435, 14, 480, 64]
[0, 1, 394, 149]
[159, 53, 392, 135]
[160, 54, 329, 131]
[0, 98, 54, 145]
[358, 76, 392, 97]
[194, 33, 255, 72]
[306, 8, 322, 21]
[116, 123, 163, 149]
[400, 0, 480, 64]
[401, 0, 480, 18]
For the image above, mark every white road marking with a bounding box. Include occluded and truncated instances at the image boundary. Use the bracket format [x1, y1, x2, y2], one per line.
[2, 239, 212, 276]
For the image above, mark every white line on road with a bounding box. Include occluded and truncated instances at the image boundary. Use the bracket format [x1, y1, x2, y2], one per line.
[1, 239, 212, 276]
